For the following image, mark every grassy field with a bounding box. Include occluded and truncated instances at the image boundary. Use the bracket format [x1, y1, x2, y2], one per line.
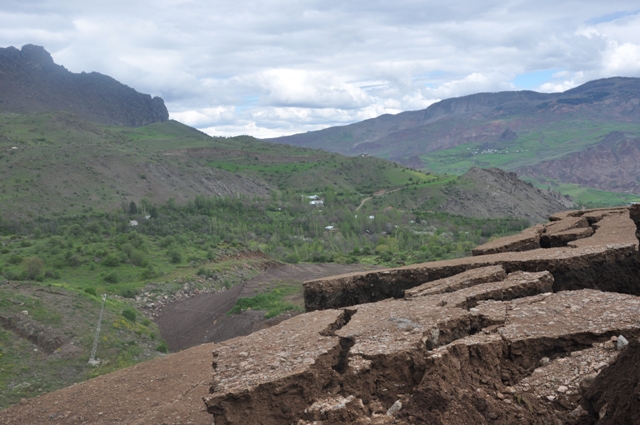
[419, 121, 640, 175]
[540, 182, 640, 208]
[228, 284, 303, 319]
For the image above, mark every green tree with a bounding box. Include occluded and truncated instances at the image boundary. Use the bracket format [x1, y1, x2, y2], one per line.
[129, 201, 138, 215]
[22, 256, 44, 280]
[168, 249, 182, 264]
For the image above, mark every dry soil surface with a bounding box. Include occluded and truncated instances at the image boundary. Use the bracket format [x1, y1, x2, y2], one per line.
[156, 263, 382, 351]
[0, 342, 216, 425]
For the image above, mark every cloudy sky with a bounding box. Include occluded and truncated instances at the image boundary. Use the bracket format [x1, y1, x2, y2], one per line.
[2, 1, 640, 137]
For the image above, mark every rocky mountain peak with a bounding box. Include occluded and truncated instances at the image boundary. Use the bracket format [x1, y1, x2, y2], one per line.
[0, 44, 169, 127]
[19, 44, 56, 67]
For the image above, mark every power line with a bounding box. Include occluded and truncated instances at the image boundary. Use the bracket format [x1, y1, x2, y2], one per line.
[88, 293, 107, 366]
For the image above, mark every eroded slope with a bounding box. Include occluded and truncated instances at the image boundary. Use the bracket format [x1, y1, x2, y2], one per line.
[202, 205, 640, 424]
[2, 205, 640, 425]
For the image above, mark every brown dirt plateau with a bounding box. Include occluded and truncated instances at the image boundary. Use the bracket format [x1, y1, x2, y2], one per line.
[2, 204, 640, 425]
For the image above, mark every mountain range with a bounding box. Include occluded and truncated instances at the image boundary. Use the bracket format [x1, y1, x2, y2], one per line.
[0, 44, 581, 222]
[266, 77, 640, 195]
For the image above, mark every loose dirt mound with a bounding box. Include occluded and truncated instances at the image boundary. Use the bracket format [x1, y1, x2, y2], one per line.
[156, 263, 382, 351]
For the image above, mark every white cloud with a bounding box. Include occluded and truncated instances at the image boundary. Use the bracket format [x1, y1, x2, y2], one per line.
[601, 41, 640, 76]
[1, 1, 640, 136]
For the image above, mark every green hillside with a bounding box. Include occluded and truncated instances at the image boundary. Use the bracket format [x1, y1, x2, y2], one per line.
[0, 112, 432, 219]
[265, 77, 640, 203]
[417, 120, 640, 174]
[0, 110, 587, 409]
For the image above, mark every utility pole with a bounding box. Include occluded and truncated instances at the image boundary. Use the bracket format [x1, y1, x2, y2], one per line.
[88, 294, 107, 366]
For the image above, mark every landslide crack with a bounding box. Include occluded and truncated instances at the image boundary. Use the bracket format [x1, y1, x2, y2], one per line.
[320, 308, 356, 336]
[319, 308, 357, 375]
[501, 331, 637, 386]
[332, 336, 355, 374]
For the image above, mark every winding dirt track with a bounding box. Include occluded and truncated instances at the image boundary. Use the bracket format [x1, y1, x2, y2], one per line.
[0, 263, 383, 424]
[155, 263, 383, 352]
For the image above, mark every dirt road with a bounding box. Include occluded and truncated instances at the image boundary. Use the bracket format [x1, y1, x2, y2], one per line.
[155, 262, 382, 351]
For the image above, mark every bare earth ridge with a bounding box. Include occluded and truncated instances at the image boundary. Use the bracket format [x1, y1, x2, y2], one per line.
[2, 205, 640, 424]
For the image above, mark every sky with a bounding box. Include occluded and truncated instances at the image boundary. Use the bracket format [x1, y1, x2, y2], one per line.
[2, 1, 640, 138]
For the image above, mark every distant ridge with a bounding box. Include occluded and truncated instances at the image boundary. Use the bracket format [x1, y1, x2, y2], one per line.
[265, 77, 640, 157]
[0, 44, 168, 127]
[265, 77, 640, 196]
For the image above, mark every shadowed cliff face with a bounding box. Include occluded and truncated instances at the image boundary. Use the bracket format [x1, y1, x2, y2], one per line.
[0, 44, 168, 127]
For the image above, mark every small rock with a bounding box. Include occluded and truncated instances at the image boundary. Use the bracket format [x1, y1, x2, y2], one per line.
[603, 340, 616, 350]
[617, 335, 628, 350]
[557, 385, 568, 393]
[386, 400, 402, 417]
[504, 386, 516, 394]
[20, 398, 27, 405]
[580, 373, 598, 393]
[21, 310, 28, 315]
[599, 403, 608, 419]
[594, 362, 609, 371]
[370, 400, 385, 414]
[570, 405, 588, 418]
[540, 357, 550, 366]
[547, 395, 556, 401]
[496, 392, 505, 400]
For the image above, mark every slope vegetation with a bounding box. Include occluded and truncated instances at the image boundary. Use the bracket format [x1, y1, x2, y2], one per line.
[0, 282, 164, 409]
[1, 111, 563, 221]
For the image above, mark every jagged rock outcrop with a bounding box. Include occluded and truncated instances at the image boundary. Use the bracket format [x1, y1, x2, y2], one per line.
[202, 206, 640, 424]
[0, 44, 168, 126]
